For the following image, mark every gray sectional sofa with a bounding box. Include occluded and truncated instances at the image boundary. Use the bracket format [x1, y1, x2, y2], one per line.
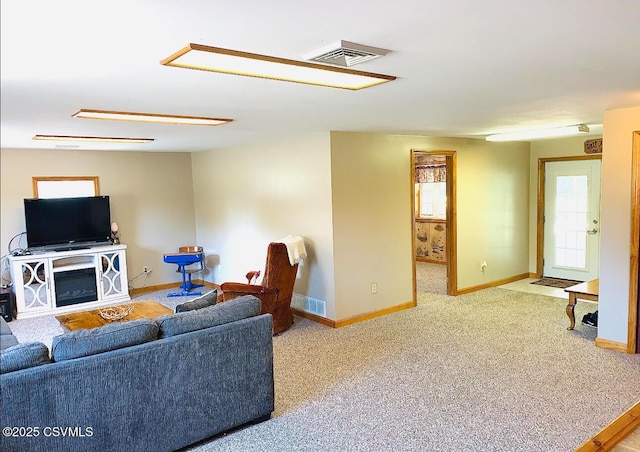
[0, 296, 275, 452]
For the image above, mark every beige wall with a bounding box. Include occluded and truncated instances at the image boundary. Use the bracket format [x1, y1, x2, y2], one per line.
[330, 132, 414, 320]
[528, 136, 602, 272]
[454, 139, 530, 288]
[330, 132, 530, 320]
[599, 106, 640, 344]
[1, 129, 532, 325]
[190, 132, 336, 317]
[0, 148, 196, 289]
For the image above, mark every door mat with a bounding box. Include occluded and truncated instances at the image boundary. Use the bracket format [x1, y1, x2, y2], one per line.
[530, 278, 583, 289]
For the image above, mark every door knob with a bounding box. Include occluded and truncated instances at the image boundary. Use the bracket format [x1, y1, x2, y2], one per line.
[586, 228, 599, 234]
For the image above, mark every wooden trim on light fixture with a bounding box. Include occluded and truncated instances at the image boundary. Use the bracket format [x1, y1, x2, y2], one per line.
[33, 134, 154, 144]
[72, 109, 233, 126]
[160, 43, 397, 90]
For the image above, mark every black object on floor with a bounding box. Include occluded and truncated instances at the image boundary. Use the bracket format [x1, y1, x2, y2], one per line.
[581, 311, 598, 328]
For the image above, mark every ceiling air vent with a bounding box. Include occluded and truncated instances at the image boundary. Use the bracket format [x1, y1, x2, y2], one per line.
[303, 40, 391, 67]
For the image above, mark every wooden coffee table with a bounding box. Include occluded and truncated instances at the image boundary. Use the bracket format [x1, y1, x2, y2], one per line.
[55, 300, 173, 332]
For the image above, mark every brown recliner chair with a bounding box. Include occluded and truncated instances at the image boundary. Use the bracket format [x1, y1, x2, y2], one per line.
[220, 242, 297, 335]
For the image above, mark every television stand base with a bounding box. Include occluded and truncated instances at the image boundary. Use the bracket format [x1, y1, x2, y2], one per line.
[8, 245, 130, 319]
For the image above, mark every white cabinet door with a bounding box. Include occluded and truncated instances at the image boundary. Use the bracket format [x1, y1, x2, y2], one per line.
[12, 258, 53, 314]
[99, 250, 129, 301]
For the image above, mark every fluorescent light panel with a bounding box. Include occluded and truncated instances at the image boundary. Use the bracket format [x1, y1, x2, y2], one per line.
[486, 124, 590, 142]
[33, 134, 154, 144]
[160, 43, 396, 90]
[72, 109, 232, 126]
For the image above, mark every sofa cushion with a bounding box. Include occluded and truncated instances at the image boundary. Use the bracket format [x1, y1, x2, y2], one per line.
[0, 317, 18, 350]
[157, 295, 261, 338]
[175, 289, 218, 313]
[0, 333, 19, 350]
[0, 342, 51, 374]
[1, 317, 13, 336]
[1, 317, 19, 350]
[51, 318, 159, 362]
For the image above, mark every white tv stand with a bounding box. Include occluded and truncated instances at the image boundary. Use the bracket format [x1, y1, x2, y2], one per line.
[8, 244, 130, 319]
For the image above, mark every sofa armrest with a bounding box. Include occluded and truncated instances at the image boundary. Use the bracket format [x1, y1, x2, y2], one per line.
[0, 317, 19, 350]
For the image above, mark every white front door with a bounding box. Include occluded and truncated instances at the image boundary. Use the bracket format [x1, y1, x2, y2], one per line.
[543, 160, 601, 281]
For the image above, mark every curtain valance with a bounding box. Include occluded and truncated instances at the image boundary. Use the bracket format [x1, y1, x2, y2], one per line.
[415, 165, 446, 183]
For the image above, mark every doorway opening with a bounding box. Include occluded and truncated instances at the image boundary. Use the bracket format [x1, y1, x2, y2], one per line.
[411, 150, 457, 298]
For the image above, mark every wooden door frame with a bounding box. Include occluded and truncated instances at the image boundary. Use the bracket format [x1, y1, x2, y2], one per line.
[535, 154, 602, 278]
[411, 150, 458, 296]
[629, 131, 640, 353]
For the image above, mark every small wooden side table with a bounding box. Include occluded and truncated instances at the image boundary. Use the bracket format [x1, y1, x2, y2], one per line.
[564, 279, 599, 330]
[56, 300, 173, 332]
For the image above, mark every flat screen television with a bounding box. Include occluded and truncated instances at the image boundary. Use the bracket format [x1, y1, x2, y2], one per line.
[24, 196, 112, 250]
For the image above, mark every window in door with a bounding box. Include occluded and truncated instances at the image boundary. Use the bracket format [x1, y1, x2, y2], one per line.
[554, 175, 588, 269]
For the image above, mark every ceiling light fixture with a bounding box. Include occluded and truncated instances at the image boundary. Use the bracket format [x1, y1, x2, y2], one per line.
[33, 134, 154, 144]
[72, 109, 233, 126]
[486, 124, 590, 142]
[160, 43, 396, 90]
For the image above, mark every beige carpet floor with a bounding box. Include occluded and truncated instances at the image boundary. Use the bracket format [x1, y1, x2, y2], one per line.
[185, 288, 637, 452]
[7, 281, 640, 451]
[415, 261, 447, 295]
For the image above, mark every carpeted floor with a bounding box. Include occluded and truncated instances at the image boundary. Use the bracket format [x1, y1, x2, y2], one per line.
[416, 261, 447, 295]
[181, 288, 639, 452]
[7, 284, 640, 451]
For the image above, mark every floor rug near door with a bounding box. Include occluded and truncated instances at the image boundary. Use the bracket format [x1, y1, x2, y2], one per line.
[530, 277, 583, 289]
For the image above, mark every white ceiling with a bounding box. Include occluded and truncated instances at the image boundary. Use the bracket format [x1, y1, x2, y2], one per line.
[2, 0, 639, 153]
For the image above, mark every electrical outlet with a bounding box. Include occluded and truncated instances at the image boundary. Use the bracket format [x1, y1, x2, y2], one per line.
[371, 282, 378, 294]
[143, 266, 151, 274]
[481, 261, 487, 272]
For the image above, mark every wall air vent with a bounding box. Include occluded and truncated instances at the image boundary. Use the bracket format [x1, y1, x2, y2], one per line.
[303, 40, 392, 67]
